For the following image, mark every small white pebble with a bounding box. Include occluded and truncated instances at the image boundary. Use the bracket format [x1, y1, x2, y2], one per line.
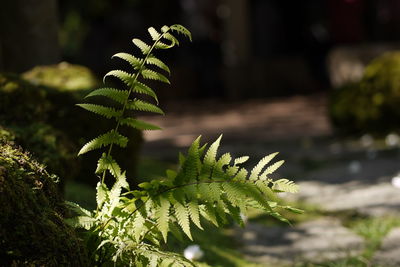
[348, 161, 361, 174]
[184, 245, 204, 261]
[386, 133, 400, 147]
[391, 176, 400, 189]
[360, 134, 373, 147]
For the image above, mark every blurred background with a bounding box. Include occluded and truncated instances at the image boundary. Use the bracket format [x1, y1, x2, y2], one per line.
[2, 0, 400, 266]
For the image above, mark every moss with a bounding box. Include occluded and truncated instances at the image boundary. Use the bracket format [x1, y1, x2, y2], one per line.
[0, 65, 143, 186]
[330, 52, 400, 134]
[22, 62, 98, 91]
[0, 141, 88, 266]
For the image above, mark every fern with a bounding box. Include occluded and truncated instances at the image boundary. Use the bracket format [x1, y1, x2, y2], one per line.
[67, 24, 301, 267]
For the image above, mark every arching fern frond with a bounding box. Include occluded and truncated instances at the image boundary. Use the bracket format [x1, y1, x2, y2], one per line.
[119, 117, 162, 131]
[112, 52, 142, 69]
[126, 99, 164, 114]
[141, 69, 170, 84]
[76, 104, 122, 119]
[85, 88, 129, 104]
[78, 130, 128, 155]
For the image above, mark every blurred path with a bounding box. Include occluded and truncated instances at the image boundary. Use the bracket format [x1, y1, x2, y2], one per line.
[139, 93, 331, 148]
[139, 93, 400, 266]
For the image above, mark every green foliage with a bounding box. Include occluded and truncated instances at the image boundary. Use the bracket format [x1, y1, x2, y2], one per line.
[68, 24, 300, 266]
[330, 51, 400, 134]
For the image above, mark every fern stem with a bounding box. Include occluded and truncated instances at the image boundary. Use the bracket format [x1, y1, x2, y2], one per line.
[100, 30, 171, 185]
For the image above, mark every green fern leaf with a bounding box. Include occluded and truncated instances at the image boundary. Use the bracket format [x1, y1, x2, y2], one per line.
[255, 180, 278, 201]
[155, 42, 173, 50]
[85, 88, 129, 104]
[78, 130, 128, 155]
[134, 82, 158, 103]
[208, 182, 221, 202]
[146, 56, 170, 74]
[132, 38, 151, 54]
[96, 182, 109, 207]
[104, 70, 134, 87]
[77, 104, 122, 119]
[215, 200, 228, 224]
[161, 25, 170, 33]
[119, 117, 161, 130]
[187, 201, 203, 230]
[148, 27, 161, 41]
[141, 69, 170, 84]
[96, 153, 122, 178]
[112, 52, 142, 69]
[170, 24, 192, 41]
[202, 135, 221, 176]
[234, 156, 249, 165]
[133, 212, 146, 242]
[261, 160, 285, 179]
[126, 99, 164, 114]
[272, 178, 299, 193]
[155, 197, 170, 242]
[201, 203, 219, 227]
[174, 202, 192, 240]
[249, 152, 279, 180]
[234, 168, 248, 181]
[224, 201, 245, 227]
[65, 201, 92, 217]
[163, 32, 179, 46]
[65, 216, 96, 230]
[222, 182, 246, 208]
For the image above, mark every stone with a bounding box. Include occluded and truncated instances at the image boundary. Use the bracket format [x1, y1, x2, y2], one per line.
[236, 218, 364, 265]
[373, 227, 400, 267]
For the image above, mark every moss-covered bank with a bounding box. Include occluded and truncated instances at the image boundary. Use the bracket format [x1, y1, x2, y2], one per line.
[0, 139, 88, 266]
[0, 63, 142, 186]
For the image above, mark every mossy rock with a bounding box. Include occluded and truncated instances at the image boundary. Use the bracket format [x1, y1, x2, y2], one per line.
[0, 141, 88, 266]
[330, 52, 400, 134]
[0, 64, 143, 186]
[22, 62, 98, 91]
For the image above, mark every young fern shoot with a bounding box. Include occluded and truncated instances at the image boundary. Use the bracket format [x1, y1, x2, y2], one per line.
[68, 24, 301, 267]
[77, 24, 191, 187]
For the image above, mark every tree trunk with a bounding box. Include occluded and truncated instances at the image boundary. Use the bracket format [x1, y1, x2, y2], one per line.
[0, 0, 60, 72]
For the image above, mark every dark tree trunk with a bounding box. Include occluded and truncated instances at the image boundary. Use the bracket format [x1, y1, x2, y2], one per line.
[0, 0, 60, 72]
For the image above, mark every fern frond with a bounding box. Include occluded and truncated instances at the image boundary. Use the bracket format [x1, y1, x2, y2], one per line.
[156, 41, 175, 50]
[187, 201, 203, 230]
[126, 99, 164, 114]
[119, 117, 161, 130]
[78, 130, 128, 155]
[146, 56, 170, 74]
[155, 197, 171, 242]
[104, 70, 134, 87]
[260, 160, 285, 179]
[134, 82, 158, 103]
[96, 182, 109, 207]
[85, 88, 129, 104]
[170, 24, 192, 41]
[174, 202, 192, 240]
[77, 104, 122, 119]
[141, 69, 170, 84]
[163, 33, 180, 46]
[272, 179, 299, 193]
[65, 201, 92, 217]
[249, 152, 279, 180]
[96, 153, 122, 178]
[202, 135, 222, 174]
[132, 38, 151, 55]
[112, 52, 142, 69]
[65, 216, 96, 230]
[148, 27, 161, 41]
[234, 156, 250, 165]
